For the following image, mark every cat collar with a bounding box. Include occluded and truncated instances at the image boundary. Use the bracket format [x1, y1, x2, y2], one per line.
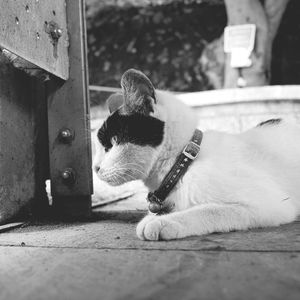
[147, 129, 203, 214]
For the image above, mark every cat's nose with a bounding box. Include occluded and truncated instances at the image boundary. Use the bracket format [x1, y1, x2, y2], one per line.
[94, 166, 100, 173]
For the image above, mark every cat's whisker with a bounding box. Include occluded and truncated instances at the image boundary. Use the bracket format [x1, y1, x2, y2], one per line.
[116, 173, 136, 183]
[120, 162, 145, 168]
[124, 172, 140, 181]
[114, 166, 147, 178]
[100, 165, 142, 184]
[112, 168, 141, 182]
[111, 172, 123, 185]
[118, 164, 147, 175]
[101, 169, 123, 185]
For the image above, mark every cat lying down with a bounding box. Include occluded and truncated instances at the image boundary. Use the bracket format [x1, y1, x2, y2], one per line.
[93, 69, 300, 241]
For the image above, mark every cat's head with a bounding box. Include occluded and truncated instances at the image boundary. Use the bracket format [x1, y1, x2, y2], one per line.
[93, 69, 166, 186]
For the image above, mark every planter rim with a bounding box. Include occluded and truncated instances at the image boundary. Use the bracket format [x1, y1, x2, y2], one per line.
[178, 85, 300, 107]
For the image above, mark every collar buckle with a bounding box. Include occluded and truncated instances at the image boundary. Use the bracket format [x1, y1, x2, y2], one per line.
[182, 141, 201, 160]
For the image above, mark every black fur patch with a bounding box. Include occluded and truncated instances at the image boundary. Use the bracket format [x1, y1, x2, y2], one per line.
[257, 118, 282, 127]
[97, 111, 165, 151]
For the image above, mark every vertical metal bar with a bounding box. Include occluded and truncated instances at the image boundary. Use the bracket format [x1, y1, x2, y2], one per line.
[47, 0, 92, 216]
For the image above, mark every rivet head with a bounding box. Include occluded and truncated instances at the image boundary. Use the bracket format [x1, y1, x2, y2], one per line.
[61, 168, 76, 185]
[52, 28, 62, 39]
[56, 28, 63, 36]
[59, 128, 74, 143]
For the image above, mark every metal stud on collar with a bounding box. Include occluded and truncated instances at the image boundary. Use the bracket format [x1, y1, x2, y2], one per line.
[148, 192, 163, 213]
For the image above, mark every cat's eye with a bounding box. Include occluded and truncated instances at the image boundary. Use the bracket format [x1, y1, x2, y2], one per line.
[111, 136, 118, 144]
[103, 143, 112, 153]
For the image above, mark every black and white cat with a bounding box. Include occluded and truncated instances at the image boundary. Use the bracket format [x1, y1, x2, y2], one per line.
[93, 69, 300, 241]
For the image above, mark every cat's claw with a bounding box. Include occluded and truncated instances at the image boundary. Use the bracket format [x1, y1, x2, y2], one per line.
[136, 215, 181, 241]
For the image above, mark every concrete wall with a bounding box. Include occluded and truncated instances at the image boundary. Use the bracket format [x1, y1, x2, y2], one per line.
[178, 85, 300, 133]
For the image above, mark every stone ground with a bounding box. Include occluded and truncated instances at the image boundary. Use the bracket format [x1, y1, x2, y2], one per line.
[0, 197, 299, 300]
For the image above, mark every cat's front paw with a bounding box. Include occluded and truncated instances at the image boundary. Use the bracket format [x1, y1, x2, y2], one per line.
[136, 215, 181, 241]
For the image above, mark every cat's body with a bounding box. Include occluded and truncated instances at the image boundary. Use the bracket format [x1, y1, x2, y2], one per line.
[94, 69, 300, 240]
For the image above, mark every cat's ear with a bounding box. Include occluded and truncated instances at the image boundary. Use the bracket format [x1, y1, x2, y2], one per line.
[121, 69, 156, 115]
[106, 93, 124, 114]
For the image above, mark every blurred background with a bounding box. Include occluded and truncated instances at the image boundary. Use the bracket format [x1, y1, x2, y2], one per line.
[86, 0, 300, 107]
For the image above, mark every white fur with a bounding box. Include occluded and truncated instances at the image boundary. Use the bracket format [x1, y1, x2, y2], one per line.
[95, 90, 300, 241]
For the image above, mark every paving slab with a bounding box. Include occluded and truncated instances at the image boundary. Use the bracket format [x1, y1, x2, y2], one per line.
[0, 247, 299, 300]
[0, 218, 299, 252]
[0, 216, 299, 300]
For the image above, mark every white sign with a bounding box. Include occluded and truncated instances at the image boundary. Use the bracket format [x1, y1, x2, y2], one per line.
[224, 24, 256, 68]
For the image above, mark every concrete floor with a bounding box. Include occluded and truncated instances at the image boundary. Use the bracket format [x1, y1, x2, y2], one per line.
[0, 201, 299, 300]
